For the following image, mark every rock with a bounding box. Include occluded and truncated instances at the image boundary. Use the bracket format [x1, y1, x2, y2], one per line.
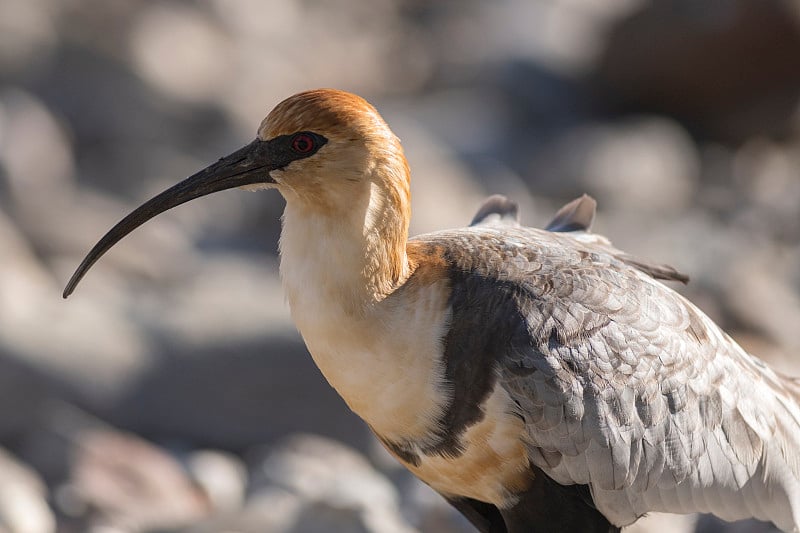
[129, 4, 234, 104]
[206, 0, 430, 128]
[107, 332, 367, 451]
[23, 404, 211, 532]
[0, 88, 74, 202]
[247, 434, 417, 533]
[69, 427, 209, 531]
[0, 203, 151, 411]
[732, 139, 800, 243]
[185, 450, 247, 514]
[0, 447, 55, 533]
[0, 0, 59, 76]
[559, 116, 700, 214]
[184, 486, 301, 533]
[595, 0, 800, 142]
[725, 253, 800, 356]
[415, 0, 637, 75]
[131, 254, 291, 345]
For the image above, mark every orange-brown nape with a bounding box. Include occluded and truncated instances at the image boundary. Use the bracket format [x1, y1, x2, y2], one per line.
[263, 89, 413, 307]
[260, 89, 397, 144]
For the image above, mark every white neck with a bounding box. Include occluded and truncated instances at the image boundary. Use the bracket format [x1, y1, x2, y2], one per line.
[277, 189, 448, 440]
[278, 180, 410, 314]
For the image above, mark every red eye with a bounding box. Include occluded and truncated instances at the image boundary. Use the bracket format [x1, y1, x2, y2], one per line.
[291, 133, 315, 154]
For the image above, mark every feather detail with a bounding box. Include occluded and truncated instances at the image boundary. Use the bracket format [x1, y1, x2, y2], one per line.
[409, 221, 800, 531]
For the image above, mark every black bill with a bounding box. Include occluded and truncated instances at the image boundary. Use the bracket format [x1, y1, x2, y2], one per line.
[63, 139, 278, 298]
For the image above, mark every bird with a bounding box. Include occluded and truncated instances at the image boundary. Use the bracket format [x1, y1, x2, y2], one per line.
[63, 89, 800, 532]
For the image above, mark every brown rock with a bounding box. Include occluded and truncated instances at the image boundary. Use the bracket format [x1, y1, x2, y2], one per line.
[71, 428, 209, 530]
[595, 0, 800, 142]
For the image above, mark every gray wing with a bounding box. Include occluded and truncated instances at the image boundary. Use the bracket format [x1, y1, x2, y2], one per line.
[471, 194, 688, 283]
[470, 194, 520, 228]
[416, 225, 800, 530]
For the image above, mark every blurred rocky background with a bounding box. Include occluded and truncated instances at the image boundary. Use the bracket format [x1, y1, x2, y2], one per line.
[0, 0, 798, 531]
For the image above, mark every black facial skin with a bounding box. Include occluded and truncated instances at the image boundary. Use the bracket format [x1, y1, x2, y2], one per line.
[63, 131, 327, 298]
[269, 131, 327, 170]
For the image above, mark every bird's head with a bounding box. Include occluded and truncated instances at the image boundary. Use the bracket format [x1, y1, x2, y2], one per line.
[63, 89, 412, 298]
[256, 89, 410, 213]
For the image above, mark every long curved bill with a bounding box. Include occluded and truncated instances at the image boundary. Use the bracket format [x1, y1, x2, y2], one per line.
[63, 139, 274, 298]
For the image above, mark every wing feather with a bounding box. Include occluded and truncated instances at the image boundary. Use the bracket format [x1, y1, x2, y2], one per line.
[411, 224, 800, 530]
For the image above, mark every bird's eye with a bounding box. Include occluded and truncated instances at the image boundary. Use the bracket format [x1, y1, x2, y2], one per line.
[291, 133, 315, 154]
